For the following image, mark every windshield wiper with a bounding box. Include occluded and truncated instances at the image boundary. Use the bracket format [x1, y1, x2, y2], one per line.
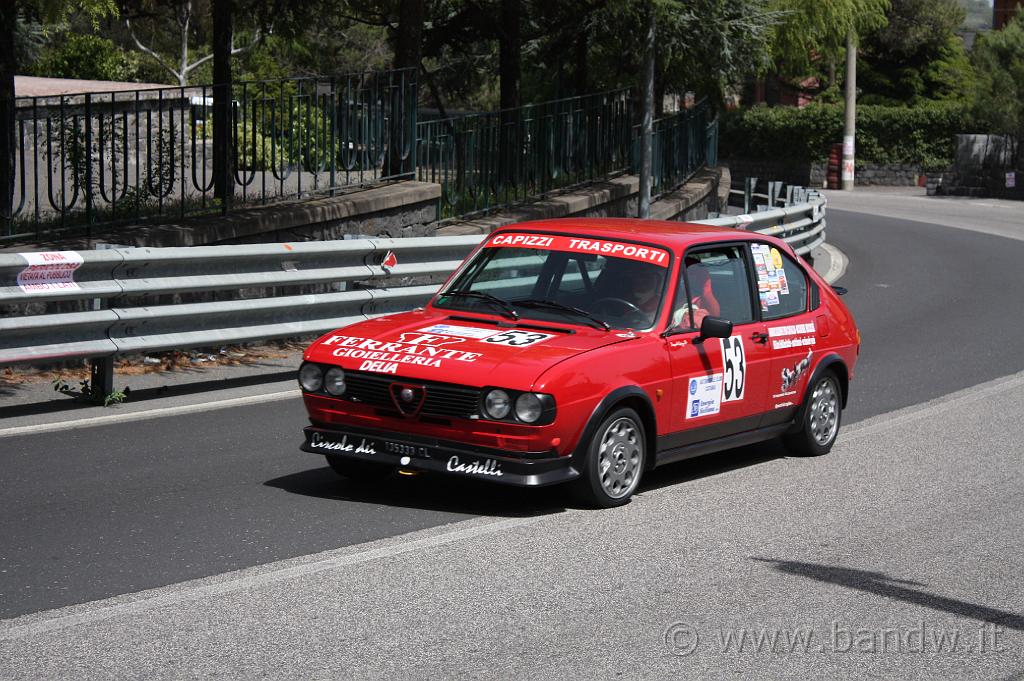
[513, 298, 610, 331]
[440, 289, 519, 320]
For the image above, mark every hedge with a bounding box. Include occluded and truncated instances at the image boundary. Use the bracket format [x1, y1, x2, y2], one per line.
[720, 102, 972, 170]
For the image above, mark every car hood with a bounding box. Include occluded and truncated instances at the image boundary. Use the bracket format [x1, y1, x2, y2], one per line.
[303, 309, 638, 389]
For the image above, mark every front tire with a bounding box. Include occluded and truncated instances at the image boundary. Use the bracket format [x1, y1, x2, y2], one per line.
[325, 455, 393, 481]
[784, 372, 842, 456]
[572, 407, 646, 508]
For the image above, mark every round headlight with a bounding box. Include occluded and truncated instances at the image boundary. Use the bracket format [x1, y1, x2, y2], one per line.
[515, 393, 543, 423]
[483, 389, 511, 419]
[298, 363, 323, 392]
[324, 367, 346, 396]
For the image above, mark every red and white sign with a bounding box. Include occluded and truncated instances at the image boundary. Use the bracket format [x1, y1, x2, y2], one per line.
[485, 232, 670, 267]
[17, 251, 84, 293]
[381, 250, 398, 270]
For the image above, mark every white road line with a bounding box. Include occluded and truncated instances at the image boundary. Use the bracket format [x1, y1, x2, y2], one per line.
[0, 514, 546, 640]
[0, 389, 301, 439]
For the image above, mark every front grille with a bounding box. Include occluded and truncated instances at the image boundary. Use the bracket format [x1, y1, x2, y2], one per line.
[343, 371, 480, 419]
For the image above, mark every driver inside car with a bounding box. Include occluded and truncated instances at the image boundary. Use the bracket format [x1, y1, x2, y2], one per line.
[671, 258, 721, 329]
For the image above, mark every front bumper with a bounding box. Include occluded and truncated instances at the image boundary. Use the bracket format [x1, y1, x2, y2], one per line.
[301, 424, 580, 487]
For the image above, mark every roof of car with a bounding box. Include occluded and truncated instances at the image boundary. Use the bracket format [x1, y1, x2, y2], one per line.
[499, 218, 753, 249]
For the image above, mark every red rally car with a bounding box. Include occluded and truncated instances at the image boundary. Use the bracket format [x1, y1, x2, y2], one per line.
[298, 218, 860, 507]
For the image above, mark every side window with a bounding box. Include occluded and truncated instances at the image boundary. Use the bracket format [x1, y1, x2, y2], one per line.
[751, 243, 808, 320]
[671, 245, 753, 329]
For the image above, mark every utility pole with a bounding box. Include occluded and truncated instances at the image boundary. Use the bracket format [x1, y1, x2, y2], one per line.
[841, 31, 856, 191]
[638, 1, 655, 218]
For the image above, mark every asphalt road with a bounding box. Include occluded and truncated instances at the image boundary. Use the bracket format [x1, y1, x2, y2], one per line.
[2, 193, 1024, 678]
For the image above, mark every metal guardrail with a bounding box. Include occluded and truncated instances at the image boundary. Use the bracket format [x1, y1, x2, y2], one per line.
[0, 192, 825, 393]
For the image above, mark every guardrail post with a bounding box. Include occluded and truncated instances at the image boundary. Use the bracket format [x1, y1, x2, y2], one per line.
[768, 181, 783, 208]
[90, 355, 114, 399]
[744, 177, 757, 214]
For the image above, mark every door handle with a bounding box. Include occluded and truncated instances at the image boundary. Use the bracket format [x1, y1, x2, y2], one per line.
[751, 331, 769, 344]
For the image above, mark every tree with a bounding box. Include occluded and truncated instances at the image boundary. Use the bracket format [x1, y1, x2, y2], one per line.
[769, 0, 890, 77]
[971, 12, 1024, 139]
[122, 0, 261, 86]
[858, 0, 973, 105]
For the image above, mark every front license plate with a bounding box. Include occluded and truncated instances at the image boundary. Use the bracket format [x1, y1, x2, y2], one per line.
[381, 440, 431, 458]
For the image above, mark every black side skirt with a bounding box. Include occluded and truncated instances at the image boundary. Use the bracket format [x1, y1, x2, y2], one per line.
[654, 422, 793, 467]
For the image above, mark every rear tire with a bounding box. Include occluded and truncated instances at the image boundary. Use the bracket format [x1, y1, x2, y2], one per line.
[325, 455, 393, 480]
[571, 407, 646, 508]
[784, 372, 842, 457]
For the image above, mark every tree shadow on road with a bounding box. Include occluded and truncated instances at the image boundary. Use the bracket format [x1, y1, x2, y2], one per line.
[752, 557, 1024, 631]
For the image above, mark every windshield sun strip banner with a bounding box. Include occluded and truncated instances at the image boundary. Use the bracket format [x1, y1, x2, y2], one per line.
[485, 233, 671, 268]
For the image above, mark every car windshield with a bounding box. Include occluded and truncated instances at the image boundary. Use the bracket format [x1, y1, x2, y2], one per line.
[434, 232, 672, 330]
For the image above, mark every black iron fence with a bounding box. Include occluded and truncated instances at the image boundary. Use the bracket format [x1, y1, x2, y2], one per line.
[0, 72, 720, 241]
[418, 91, 718, 219]
[0, 69, 416, 242]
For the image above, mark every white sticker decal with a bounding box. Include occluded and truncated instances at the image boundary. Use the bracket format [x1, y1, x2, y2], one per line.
[686, 374, 724, 419]
[447, 455, 503, 477]
[321, 334, 483, 370]
[417, 324, 497, 339]
[482, 330, 553, 347]
[720, 335, 746, 402]
[17, 251, 84, 293]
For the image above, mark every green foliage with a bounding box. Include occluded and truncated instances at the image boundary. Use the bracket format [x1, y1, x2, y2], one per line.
[52, 375, 128, 406]
[721, 101, 972, 169]
[858, 0, 975, 105]
[33, 32, 140, 81]
[770, 0, 891, 75]
[970, 12, 1024, 138]
[234, 121, 285, 171]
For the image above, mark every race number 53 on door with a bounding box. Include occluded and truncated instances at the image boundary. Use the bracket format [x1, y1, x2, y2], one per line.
[721, 336, 746, 402]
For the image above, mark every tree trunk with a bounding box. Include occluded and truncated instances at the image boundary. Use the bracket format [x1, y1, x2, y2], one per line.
[638, 2, 655, 219]
[499, 0, 521, 111]
[388, 0, 423, 178]
[574, 27, 588, 97]
[0, 0, 16, 225]
[212, 0, 234, 208]
[393, 0, 424, 70]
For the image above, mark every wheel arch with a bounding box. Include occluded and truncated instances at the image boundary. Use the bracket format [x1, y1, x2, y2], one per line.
[570, 386, 659, 471]
[790, 354, 848, 433]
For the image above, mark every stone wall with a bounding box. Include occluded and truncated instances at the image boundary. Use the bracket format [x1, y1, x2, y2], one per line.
[723, 157, 948, 189]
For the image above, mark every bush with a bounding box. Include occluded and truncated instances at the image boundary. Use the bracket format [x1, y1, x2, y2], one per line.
[34, 32, 140, 82]
[720, 101, 972, 170]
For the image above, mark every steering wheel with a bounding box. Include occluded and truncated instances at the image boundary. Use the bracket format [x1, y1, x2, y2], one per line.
[593, 297, 642, 316]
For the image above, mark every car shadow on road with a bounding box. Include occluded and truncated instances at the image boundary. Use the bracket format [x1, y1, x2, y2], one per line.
[636, 438, 787, 495]
[753, 557, 1024, 631]
[266, 440, 787, 517]
[265, 465, 571, 518]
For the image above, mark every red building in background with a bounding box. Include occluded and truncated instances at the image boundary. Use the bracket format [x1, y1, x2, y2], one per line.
[994, 0, 1021, 30]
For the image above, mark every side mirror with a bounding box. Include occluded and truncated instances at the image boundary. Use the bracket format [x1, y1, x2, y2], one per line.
[697, 316, 733, 343]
